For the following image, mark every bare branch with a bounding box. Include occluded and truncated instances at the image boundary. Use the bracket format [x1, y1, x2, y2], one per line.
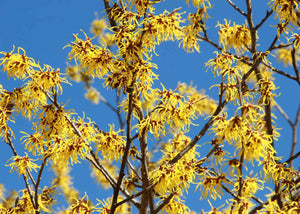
[275, 102, 293, 127]
[291, 47, 300, 83]
[255, 10, 273, 30]
[226, 0, 247, 17]
[262, 62, 300, 83]
[153, 192, 176, 214]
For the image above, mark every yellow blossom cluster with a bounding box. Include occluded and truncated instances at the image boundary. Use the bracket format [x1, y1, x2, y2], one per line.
[269, 0, 300, 26]
[211, 104, 276, 163]
[140, 10, 184, 52]
[6, 153, 39, 177]
[136, 85, 199, 138]
[158, 195, 191, 214]
[217, 19, 252, 53]
[177, 82, 217, 115]
[1, 0, 299, 213]
[150, 133, 199, 195]
[0, 47, 37, 79]
[95, 125, 126, 161]
[65, 32, 113, 79]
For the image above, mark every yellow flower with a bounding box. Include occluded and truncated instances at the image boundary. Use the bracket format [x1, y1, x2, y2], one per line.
[0, 46, 38, 80]
[140, 10, 184, 48]
[38, 186, 57, 213]
[293, 33, 300, 52]
[150, 133, 199, 195]
[97, 196, 130, 214]
[177, 82, 217, 116]
[197, 174, 226, 200]
[276, 47, 300, 67]
[235, 176, 264, 199]
[158, 194, 190, 214]
[95, 124, 126, 161]
[269, 0, 299, 26]
[186, 0, 211, 9]
[6, 153, 39, 177]
[28, 64, 70, 95]
[257, 77, 279, 105]
[90, 19, 107, 37]
[66, 193, 98, 214]
[85, 87, 101, 104]
[217, 19, 252, 53]
[65, 32, 113, 79]
[180, 8, 209, 53]
[206, 51, 236, 76]
[0, 104, 14, 140]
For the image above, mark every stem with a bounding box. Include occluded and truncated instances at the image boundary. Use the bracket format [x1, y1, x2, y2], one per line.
[110, 91, 134, 214]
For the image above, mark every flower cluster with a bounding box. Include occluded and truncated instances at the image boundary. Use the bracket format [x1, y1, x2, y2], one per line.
[95, 125, 126, 161]
[136, 85, 198, 138]
[6, 153, 39, 177]
[269, 0, 300, 26]
[150, 133, 199, 195]
[0, 47, 37, 79]
[217, 19, 252, 53]
[140, 11, 184, 50]
[211, 104, 277, 163]
[65, 32, 113, 79]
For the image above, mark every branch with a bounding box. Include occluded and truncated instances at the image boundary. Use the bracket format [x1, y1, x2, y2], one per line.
[275, 102, 293, 127]
[262, 62, 300, 83]
[169, 100, 227, 165]
[275, 103, 300, 167]
[255, 10, 273, 30]
[6, 134, 36, 211]
[34, 156, 49, 212]
[226, 0, 247, 17]
[285, 151, 300, 165]
[86, 154, 140, 208]
[102, 0, 118, 29]
[290, 105, 300, 167]
[115, 184, 155, 208]
[110, 91, 134, 214]
[291, 47, 300, 84]
[153, 192, 176, 214]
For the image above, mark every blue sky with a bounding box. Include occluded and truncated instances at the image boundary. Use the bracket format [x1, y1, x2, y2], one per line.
[0, 0, 299, 213]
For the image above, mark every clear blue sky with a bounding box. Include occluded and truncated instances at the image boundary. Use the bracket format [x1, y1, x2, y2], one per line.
[0, 0, 299, 213]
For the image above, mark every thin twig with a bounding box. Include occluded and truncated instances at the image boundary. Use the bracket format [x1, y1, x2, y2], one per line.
[262, 62, 299, 83]
[34, 156, 49, 212]
[6, 134, 36, 211]
[291, 47, 300, 84]
[275, 102, 293, 127]
[226, 0, 247, 17]
[255, 10, 273, 30]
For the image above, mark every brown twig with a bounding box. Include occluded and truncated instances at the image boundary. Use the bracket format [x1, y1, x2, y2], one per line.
[255, 10, 273, 30]
[6, 134, 36, 212]
[262, 62, 299, 83]
[34, 156, 49, 212]
[153, 192, 176, 214]
[110, 91, 134, 214]
[291, 47, 300, 84]
[226, 0, 247, 17]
